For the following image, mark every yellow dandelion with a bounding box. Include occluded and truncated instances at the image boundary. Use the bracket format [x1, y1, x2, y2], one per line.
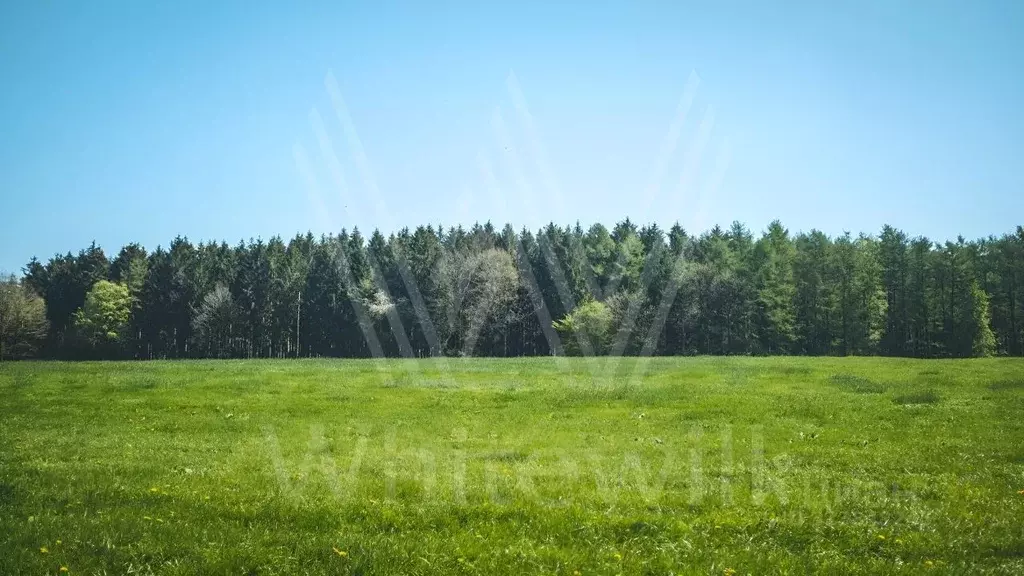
[40, 547, 49, 554]
[925, 560, 934, 567]
[60, 568, 69, 573]
[332, 547, 348, 558]
[613, 552, 622, 561]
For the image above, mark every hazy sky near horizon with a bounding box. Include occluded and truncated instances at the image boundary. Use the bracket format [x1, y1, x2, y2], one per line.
[1, 0, 1022, 274]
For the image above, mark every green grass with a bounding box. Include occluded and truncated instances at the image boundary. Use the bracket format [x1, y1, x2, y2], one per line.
[1, 357, 1023, 575]
[827, 373, 888, 394]
[893, 389, 942, 405]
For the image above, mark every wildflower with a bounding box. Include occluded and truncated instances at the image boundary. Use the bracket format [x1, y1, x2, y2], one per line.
[613, 553, 622, 560]
[40, 547, 49, 554]
[332, 547, 348, 558]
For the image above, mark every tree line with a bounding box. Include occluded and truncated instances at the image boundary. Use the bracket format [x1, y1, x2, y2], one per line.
[1, 220, 1022, 360]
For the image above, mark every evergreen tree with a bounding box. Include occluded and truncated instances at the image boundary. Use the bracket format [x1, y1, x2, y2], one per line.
[792, 230, 834, 355]
[906, 237, 934, 356]
[13, 220, 1021, 360]
[878, 225, 910, 355]
[138, 248, 178, 358]
[752, 220, 796, 354]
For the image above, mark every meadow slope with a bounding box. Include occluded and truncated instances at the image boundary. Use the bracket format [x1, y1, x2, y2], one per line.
[1, 357, 1023, 575]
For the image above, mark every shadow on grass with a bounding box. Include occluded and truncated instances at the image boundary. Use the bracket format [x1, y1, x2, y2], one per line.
[893, 389, 940, 405]
[11, 372, 36, 389]
[479, 450, 530, 463]
[828, 374, 887, 394]
[989, 378, 1024, 391]
[380, 373, 456, 389]
[772, 365, 814, 376]
[556, 383, 636, 406]
[0, 482, 16, 505]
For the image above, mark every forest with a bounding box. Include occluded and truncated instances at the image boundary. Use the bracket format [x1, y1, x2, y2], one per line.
[1, 220, 1022, 360]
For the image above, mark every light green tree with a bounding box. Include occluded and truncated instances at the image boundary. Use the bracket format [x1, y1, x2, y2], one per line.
[74, 280, 132, 346]
[969, 280, 996, 357]
[553, 299, 612, 356]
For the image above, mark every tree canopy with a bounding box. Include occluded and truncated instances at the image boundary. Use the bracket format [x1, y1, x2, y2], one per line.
[8, 221, 1022, 360]
[0, 275, 49, 360]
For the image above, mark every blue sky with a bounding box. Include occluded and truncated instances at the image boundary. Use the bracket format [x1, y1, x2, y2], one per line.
[1, 0, 1021, 274]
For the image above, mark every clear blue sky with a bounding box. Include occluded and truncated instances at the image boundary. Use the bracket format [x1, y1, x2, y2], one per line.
[1, 0, 1022, 274]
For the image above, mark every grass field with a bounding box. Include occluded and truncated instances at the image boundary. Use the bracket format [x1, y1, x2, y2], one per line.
[1, 357, 1023, 575]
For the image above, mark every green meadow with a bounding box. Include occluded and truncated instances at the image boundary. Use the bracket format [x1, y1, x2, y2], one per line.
[1, 357, 1023, 575]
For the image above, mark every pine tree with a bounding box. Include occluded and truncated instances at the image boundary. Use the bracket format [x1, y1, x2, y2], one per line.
[793, 230, 834, 355]
[752, 220, 796, 354]
[878, 225, 909, 355]
[906, 237, 934, 356]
